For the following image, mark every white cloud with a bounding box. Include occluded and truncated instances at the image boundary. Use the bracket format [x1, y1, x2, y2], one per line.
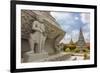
[50, 12, 72, 22]
[60, 33, 71, 44]
[71, 30, 79, 42]
[82, 24, 90, 32]
[50, 12, 90, 44]
[83, 32, 90, 42]
[74, 16, 80, 20]
[80, 13, 90, 24]
[60, 30, 79, 44]
[60, 29, 90, 44]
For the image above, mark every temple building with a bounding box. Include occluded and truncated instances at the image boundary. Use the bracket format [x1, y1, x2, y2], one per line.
[69, 38, 74, 45]
[64, 28, 90, 52]
[21, 10, 65, 62]
[76, 28, 87, 51]
[64, 38, 76, 51]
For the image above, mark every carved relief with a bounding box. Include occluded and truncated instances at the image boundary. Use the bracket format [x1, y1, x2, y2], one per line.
[21, 10, 65, 62]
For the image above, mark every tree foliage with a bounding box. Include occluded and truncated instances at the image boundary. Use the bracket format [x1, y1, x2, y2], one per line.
[64, 48, 70, 52]
[74, 48, 80, 53]
[83, 48, 89, 53]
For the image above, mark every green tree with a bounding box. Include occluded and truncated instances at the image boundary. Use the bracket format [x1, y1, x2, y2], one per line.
[74, 48, 80, 53]
[84, 53, 89, 60]
[83, 48, 89, 53]
[65, 48, 70, 52]
[69, 45, 76, 51]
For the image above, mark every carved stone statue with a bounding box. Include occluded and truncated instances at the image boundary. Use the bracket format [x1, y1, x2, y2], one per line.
[27, 16, 47, 54]
[55, 35, 64, 53]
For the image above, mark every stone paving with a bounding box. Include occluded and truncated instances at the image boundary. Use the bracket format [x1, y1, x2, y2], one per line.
[39, 52, 71, 62]
[22, 52, 89, 63]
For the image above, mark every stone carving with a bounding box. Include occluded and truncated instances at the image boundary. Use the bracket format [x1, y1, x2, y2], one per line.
[21, 10, 65, 62]
[27, 16, 47, 54]
[55, 35, 65, 53]
[21, 10, 35, 61]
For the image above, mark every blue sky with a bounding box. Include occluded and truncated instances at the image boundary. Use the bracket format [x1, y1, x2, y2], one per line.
[50, 11, 90, 44]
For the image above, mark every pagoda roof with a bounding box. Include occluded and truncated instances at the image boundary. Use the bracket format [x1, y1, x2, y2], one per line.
[69, 38, 74, 45]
